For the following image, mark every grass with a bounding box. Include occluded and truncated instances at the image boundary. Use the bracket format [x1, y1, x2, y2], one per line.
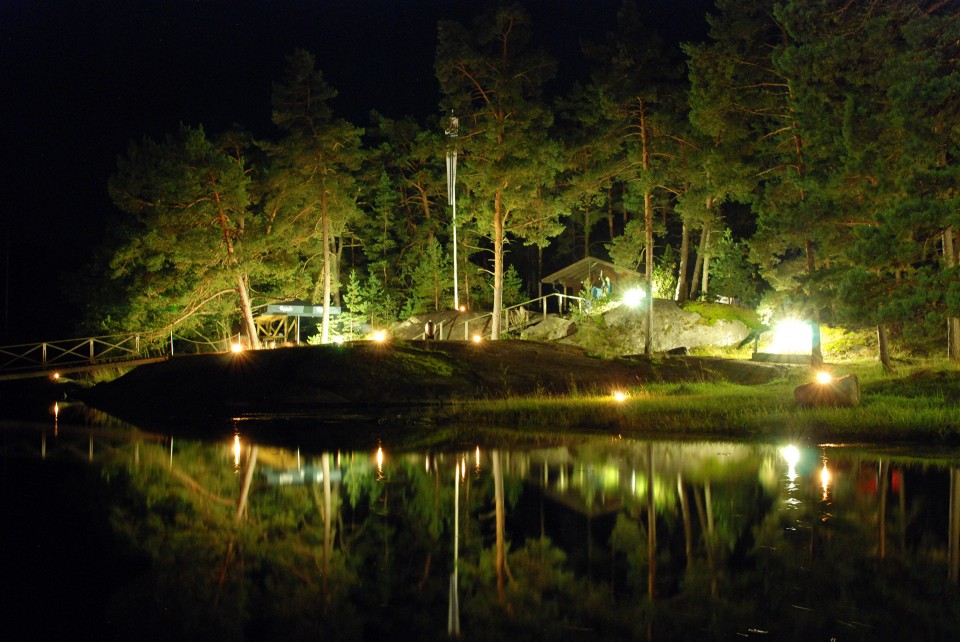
[445, 359, 960, 445]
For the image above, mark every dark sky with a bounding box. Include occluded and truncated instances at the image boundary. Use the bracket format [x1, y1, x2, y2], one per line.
[0, 0, 713, 343]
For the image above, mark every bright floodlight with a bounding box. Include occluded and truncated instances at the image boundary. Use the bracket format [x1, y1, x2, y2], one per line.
[613, 391, 628, 402]
[230, 343, 244, 353]
[372, 330, 387, 343]
[770, 319, 812, 354]
[623, 288, 646, 308]
[780, 444, 800, 468]
[815, 371, 833, 384]
[472, 334, 482, 343]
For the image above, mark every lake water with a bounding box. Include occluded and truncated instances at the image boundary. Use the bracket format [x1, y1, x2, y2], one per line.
[3, 403, 960, 641]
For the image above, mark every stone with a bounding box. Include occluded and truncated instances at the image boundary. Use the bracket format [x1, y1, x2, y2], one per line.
[794, 373, 861, 408]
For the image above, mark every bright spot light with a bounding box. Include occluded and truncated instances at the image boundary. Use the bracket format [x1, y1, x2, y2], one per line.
[376, 445, 384, 472]
[233, 434, 241, 468]
[770, 319, 812, 354]
[372, 330, 387, 343]
[815, 371, 833, 384]
[459, 305, 466, 312]
[613, 391, 628, 403]
[472, 334, 482, 343]
[231, 343, 244, 353]
[333, 336, 345, 345]
[780, 445, 800, 468]
[50, 372, 61, 381]
[622, 288, 646, 308]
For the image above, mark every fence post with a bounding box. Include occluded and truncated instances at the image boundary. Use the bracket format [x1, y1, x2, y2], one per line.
[42, 343, 47, 364]
[542, 295, 547, 322]
[89, 338, 95, 363]
[465, 319, 469, 340]
[439, 320, 445, 340]
[135, 335, 140, 355]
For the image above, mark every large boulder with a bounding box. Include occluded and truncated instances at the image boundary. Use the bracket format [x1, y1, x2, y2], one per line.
[794, 374, 861, 408]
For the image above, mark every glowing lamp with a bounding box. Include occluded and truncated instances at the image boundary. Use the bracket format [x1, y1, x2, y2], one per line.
[613, 391, 628, 403]
[472, 334, 482, 343]
[622, 288, 646, 309]
[50, 372, 61, 381]
[815, 371, 833, 385]
[230, 343, 244, 353]
[770, 319, 812, 354]
[372, 330, 387, 343]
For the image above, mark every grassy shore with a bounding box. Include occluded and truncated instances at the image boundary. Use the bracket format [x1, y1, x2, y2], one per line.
[446, 359, 960, 445]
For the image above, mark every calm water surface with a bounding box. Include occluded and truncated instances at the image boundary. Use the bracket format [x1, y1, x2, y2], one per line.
[3, 403, 960, 641]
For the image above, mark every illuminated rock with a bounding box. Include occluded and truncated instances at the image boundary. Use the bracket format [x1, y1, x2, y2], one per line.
[794, 374, 861, 408]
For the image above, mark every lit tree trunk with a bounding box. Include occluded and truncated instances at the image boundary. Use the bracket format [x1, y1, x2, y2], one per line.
[236, 274, 261, 349]
[944, 228, 960, 361]
[877, 324, 893, 373]
[689, 217, 711, 300]
[236, 445, 258, 522]
[214, 189, 261, 349]
[806, 239, 823, 368]
[640, 99, 654, 356]
[675, 221, 690, 302]
[492, 189, 505, 340]
[321, 191, 332, 344]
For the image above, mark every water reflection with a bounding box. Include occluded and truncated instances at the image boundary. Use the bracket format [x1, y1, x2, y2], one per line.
[5, 416, 960, 641]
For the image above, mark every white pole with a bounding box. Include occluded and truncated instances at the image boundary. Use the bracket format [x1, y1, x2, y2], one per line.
[453, 195, 459, 311]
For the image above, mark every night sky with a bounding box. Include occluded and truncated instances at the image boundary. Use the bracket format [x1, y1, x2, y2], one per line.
[0, 0, 713, 344]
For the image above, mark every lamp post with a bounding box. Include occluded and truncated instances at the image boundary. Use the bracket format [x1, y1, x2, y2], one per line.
[445, 114, 459, 311]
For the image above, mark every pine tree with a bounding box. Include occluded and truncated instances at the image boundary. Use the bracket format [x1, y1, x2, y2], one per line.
[269, 49, 364, 344]
[436, 4, 564, 339]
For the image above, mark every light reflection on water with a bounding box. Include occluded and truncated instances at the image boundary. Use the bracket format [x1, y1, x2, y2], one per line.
[5, 410, 960, 640]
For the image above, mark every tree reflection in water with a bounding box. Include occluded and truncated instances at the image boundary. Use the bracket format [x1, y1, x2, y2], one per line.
[6, 418, 960, 640]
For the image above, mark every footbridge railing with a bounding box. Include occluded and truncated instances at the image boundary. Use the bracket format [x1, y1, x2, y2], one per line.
[0, 331, 227, 378]
[420, 292, 585, 340]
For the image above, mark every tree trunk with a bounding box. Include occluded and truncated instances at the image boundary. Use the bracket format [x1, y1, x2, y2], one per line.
[236, 273, 261, 349]
[944, 228, 960, 361]
[640, 99, 654, 356]
[492, 189, 505, 340]
[689, 219, 711, 301]
[675, 221, 689, 303]
[805, 239, 823, 368]
[321, 191, 332, 344]
[701, 251, 710, 296]
[877, 324, 893, 373]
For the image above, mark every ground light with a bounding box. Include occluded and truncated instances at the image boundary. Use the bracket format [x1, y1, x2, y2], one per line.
[613, 390, 628, 403]
[622, 288, 646, 309]
[769, 318, 812, 354]
[472, 334, 482, 343]
[815, 371, 833, 384]
[372, 330, 387, 343]
[231, 342, 244, 353]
